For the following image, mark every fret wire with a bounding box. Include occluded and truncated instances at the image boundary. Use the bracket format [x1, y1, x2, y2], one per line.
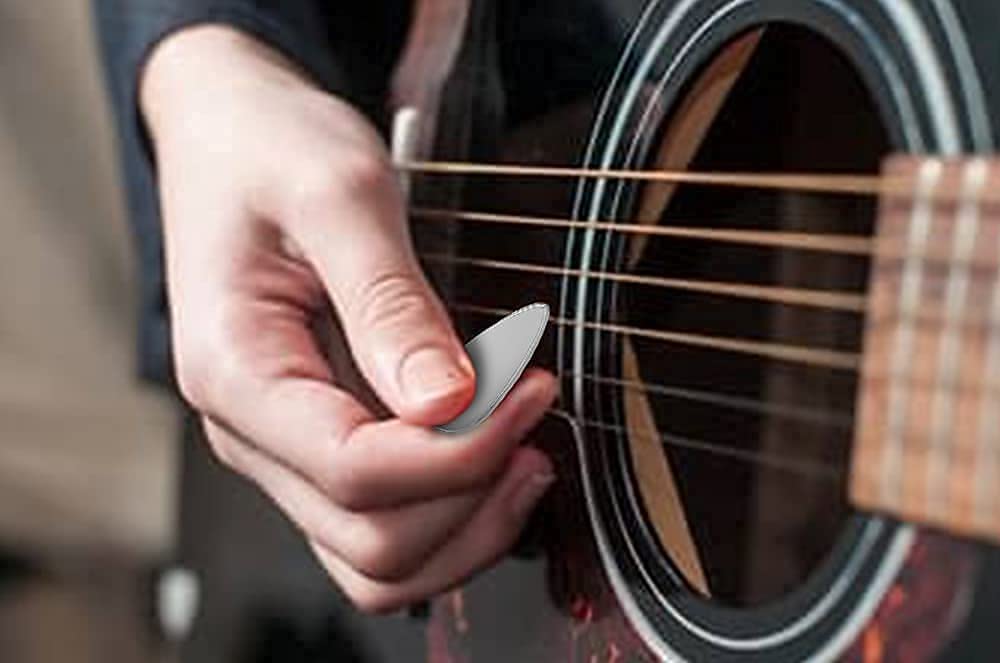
[927, 159, 989, 520]
[974, 231, 1000, 530]
[863, 371, 1000, 394]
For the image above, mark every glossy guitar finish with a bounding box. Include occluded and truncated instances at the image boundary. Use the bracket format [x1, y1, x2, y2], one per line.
[395, 1, 1000, 660]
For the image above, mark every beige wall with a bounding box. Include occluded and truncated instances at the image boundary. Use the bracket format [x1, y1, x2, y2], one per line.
[0, 2, 177, 558]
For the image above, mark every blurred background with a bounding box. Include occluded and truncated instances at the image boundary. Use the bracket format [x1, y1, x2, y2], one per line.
[0, 0, 178, 660]
[0, 3, 423, 661]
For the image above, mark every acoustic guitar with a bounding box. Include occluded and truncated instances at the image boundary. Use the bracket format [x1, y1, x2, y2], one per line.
[384, 1, 1000, 660]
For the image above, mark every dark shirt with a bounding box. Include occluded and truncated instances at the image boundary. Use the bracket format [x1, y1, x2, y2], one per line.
[92, 1, 411, 383]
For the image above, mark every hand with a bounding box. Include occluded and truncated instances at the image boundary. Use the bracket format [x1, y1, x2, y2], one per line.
[141, 25, 556, 613]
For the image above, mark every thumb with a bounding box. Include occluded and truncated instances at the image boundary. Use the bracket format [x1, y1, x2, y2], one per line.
[284, 154, 474, 425]
[338, 262, 475, 425]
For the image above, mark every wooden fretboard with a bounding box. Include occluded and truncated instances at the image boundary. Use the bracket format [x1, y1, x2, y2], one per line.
[851, 156, 1000, 542]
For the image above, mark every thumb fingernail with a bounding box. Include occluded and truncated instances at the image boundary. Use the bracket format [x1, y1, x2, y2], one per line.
[400, 346, 473, 404]
[510, 471, 556, 518]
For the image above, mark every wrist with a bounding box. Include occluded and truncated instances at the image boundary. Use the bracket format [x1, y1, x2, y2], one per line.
[140, 24, 315, 143]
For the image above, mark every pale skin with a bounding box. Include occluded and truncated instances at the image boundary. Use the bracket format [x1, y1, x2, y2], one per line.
[141, 25, 557, 613]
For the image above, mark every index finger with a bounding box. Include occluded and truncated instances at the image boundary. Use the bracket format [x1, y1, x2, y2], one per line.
[227, 367, 556, 511]
[328, 369, 557, 510]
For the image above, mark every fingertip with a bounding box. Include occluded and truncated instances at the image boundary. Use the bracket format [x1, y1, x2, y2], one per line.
[404, 391, 477, 429]
[505, 447, 556, 520]
[502, 368, 558, 414]
[395, 345, 476, 426]
[400, 382, 476, 426]
[454, 345, 476, 378]
[522, 368, 558, 402]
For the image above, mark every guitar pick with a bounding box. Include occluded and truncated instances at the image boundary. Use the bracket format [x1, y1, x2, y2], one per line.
[436, 303, 550, 433]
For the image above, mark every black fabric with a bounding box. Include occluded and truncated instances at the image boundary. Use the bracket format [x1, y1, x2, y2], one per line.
[92, 1, 407, 383]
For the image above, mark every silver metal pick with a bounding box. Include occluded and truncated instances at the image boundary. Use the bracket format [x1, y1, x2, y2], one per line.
[436, 303, 550, 433]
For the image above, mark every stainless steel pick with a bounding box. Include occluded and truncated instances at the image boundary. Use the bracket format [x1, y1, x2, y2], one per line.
[436, 303, 550, 434]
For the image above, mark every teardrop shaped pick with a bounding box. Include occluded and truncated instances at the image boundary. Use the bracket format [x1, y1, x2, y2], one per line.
[436, 303, 550, 434]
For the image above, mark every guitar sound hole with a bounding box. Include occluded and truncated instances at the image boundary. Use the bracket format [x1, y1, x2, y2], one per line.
[619, 25, 888, 608]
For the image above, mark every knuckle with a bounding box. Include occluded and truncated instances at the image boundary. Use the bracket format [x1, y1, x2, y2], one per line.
[313, 424, 371, 509]
[338, 149, 394, 196]
[464, 453, 504, 487]
[173, 344, 213, 411]
[315, 552, 397, 614]
[291, 150, 394, 217]
[174, 367, 205, 411]
[294, 162, 333, 206]
[351, 520, 426, 582]
[348, 529, 412, 582]
[201, 424, 237, 470]
[173, 337, 242, 419]
[325, 466, 371, 512]
[286, 160, 338, 225]
[313, 544, 402, 615]
[353, 271, 430, 332]
[448, 445, 506, 491]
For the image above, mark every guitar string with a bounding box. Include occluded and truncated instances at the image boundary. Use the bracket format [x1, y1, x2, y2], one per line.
[451, 302, 860, 371]
[562, 373, 854, 429]
[401, 160, 892, 196]
[400, 159, 1000, 204]
[544, 407, 845, 481]
[413, 207, 875, 256]
[452, 306, 854, 440]
[452, 303, 862, 464]
[411, 207, 1000, 269]
[423, 213, 1000, 416]
[403, 163, 884, 480]
[454, 298, 858, 425]
[424, 253, 1000, 326]
[424, 250, 1000, 326]
[420, 252, 868, 313]
[397, 161, 990, 482]
[443, 303, 859, 460]
[549, 402, 1000, 479]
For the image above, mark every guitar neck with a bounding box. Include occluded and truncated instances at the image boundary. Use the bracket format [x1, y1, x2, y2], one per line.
[851, 155, 1000, 542]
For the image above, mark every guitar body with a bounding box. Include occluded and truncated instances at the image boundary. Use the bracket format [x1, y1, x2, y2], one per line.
[399, 1, 1000, 660]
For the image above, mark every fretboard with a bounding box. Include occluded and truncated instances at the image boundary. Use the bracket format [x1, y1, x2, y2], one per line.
[851, 156, 1000, 542]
